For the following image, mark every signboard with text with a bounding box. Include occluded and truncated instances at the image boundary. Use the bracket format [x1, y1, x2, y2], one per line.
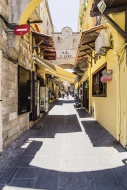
[56, 50, 77, 59]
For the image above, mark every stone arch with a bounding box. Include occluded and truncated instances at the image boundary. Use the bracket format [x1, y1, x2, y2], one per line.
[61, 27, 73, 36]
[19, 0, 43, 24]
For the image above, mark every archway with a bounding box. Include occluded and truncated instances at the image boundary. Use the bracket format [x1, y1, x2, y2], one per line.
[19, 0, 43, 24]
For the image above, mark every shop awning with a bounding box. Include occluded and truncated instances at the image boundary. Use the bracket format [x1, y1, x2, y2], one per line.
[55, 66, 77, 83]
[32, 31, 55, 51]
[33, 55, 57, 76]
[33, 55, 77, 83]
[77, 24, 106, 59]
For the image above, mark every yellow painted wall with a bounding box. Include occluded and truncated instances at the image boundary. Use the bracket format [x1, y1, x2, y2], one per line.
[79, 0, 127, 147]
[19, 0, 43, 24]
[112, 12, 126, 146]
[90, 12, 127, 146]
[90, 51, 117, 137]
[79, 0, 96, 31]
[82, 0, 96, 30]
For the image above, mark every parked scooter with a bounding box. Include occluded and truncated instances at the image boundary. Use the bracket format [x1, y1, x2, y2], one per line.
[74, 95, 81, 108]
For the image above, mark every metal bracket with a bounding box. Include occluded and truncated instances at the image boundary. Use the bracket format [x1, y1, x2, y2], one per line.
[4, 29, 14, 33]
[107, 69, 113, 75]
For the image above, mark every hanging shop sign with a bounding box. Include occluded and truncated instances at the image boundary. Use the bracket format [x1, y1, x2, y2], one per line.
[14, 24, 30, 36]
[100, 75, 112, 83]
[44, 51, 56, 60]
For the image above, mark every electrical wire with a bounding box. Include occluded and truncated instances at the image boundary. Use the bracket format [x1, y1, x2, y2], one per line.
[52, 24, 59, 32]
[105, 43, 127, 62]
[0, 13, 17, 29]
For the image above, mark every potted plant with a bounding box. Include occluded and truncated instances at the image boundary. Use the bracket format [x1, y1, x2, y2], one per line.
[96, 90, 100, 95]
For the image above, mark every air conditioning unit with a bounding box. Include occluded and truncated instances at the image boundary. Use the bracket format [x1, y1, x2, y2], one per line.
[95, 29, 112, 55]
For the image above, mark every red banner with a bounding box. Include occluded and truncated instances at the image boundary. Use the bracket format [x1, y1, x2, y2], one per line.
[44, 51, 56, 60]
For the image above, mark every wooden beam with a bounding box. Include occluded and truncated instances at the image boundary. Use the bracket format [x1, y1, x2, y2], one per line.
[90, 10, 101, 17]
[82, 40, 95, 46]
[103, 12, 127, 39]
[37, 39, 44, 47]
[80, 47, 91, 52]
[105, 5, 127, 14]
[86, 44, 95, 51]
[90, 5, 127, 17]
[83, 51, 95, 60]
[83, 57, 91, 64]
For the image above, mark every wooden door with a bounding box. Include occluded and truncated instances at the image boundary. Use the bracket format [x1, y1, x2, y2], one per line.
[83, 80, 89, 110]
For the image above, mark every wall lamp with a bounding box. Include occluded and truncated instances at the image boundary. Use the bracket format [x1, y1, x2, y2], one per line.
[97, 0, 106, 13]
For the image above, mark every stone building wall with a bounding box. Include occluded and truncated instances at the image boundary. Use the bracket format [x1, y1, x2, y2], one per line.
[52, 27, 80, 68]
[0, 0, 32, 150]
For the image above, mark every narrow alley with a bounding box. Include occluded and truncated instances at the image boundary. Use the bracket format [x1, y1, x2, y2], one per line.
[0, 97, 127, 190]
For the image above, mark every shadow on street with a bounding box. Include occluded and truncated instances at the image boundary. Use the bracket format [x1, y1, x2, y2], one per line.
[0, 99, 127, 190]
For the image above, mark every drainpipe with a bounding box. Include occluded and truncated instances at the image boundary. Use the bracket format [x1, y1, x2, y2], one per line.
[116, 55, 121, 141]
[116, 48, 126, 143]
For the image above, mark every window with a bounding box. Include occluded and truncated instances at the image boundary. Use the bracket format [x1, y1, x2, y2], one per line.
[92, 65, 107, 97]
[18, 66, 31, 114]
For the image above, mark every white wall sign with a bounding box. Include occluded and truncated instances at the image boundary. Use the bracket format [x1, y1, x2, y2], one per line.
[57, 50, 77, 59]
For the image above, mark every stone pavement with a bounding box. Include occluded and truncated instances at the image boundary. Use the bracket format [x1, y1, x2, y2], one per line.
[0, 97, 127, 190]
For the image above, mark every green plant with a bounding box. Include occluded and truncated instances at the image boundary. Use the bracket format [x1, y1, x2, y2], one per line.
[79, 1, 88, 27]
[82, 1, 87, 11]
[96, 90, 100, 95]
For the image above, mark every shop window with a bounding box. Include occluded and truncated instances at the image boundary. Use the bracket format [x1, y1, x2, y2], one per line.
[18, 66, 31, 115]
[92, 65, 107, 97]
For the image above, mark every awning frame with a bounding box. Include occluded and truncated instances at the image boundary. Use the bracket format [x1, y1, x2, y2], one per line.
[78, 25, 106, 57]
[32, 31, 55, 51]
[76, 25, 107, 67]
[33, 55, 77, 83]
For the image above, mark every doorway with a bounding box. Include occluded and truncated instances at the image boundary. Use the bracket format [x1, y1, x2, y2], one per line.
[83, 79, 89, 111]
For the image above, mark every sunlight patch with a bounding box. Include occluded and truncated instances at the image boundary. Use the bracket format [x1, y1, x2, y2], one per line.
[2, 186, 43, 190]
[48, 105, 76, 115]
[29, 132, 127, 172]
[79, 118, 96, 121]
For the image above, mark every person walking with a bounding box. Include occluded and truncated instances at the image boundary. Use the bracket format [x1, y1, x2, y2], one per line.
[67, 91, 69, 99]
[62, 91, 65, 99]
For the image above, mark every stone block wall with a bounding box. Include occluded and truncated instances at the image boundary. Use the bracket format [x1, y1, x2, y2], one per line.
[1, 55, 30, 149]
[0, 0, 32, 150]
[52, 27, 80, 68]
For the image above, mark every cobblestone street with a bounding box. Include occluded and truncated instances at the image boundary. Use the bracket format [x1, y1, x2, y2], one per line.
[0, 98, 127, 190]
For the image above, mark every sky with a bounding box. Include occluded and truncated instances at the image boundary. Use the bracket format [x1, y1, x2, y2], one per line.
[47, 0, 80, 32]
